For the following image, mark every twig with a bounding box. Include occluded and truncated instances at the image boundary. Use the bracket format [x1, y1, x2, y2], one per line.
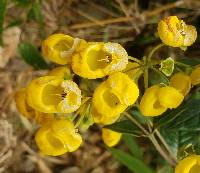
[70, 1, 184, 29]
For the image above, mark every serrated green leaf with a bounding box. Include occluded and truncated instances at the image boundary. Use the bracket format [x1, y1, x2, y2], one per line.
[104, 120, 143, 136]
[123, 134, 143, 159]
[0, 0, 7, 45]
[18, 42, 49, 69]
[107, 147, 155, 173]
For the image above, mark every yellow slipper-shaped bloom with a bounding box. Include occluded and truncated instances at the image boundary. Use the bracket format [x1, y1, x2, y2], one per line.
[72, 42, 128, 79]
[35, 119, 82, 156]
[158, 16, 197, 48]
[102, 128, 122, 147]
[175, 155, 200, 173]
[190, 66, 200, 85]
[140, 85, 167, 116]
[158, 86, 184, 109]
[47, 66, 72, 79]
[92, 72, 139, 125]
[15, 88, 54, 124]
[15, 88, 35, 119]
[42, 34, 87, 65]
[26, 76, 82, 113]
[170, 72, 191, 96]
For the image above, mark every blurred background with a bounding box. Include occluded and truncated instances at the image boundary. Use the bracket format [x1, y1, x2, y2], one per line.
[0, 0, 200, 172]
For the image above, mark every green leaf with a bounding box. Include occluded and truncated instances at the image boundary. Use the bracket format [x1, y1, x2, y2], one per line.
[0, 0, 7, 45]
[13, 0, 32, 6]
[123, 134, 143, 159]
[129, 107, 147, 124]
[178, 57, 200, 66]
[104, 120, 143, 136]
[159, 57, 174, 77]
[157, 166, 173, 173]
[107, 147, 155, 173]
[149, 68, 169, 86]
[18, 42, 49, 69]
[154, 91, 200, 157]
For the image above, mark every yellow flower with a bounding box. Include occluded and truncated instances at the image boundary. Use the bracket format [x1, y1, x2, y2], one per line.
[72, 42, 128, 79]
[42, 34, 87, 65]
[158, 16, 197, 48]
[102, 128, 122, 147]
[158, 86, 184, 109]
[35, 119, 82, 156]
[47, 66, 72, 79]
[15, 88, 35, 118]
[190, 66, 200, 85]
[26, 76, 82, 113]
[175, 155, 200, 173]
[92, 72, 139, 125]
[140, 85, 167, 117]
[170, 72, 191, 96]
[15, 88, 54, 124]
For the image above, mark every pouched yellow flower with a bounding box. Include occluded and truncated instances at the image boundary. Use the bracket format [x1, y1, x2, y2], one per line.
[158, 86, 184, 109]
[140, 85, 167, 117]
[91, 106, 121, 126]
[26, 76, 82, 113]
[72, 42, 128, 79]
[47, 66, 72, 79]
[102, 128, 122, 147]
[15, 88, 35, 118]
[92, 72, 139, 125]
[123, 61, 141, 79]
[42, 34, 87, 65]
[158, 16, 197, 48]
[190, 66, 200, 85]
[15, 88, 54, 124]
[175, 155, 200, 173]
[35, 119, 82, 156]
[170, 72, 191, 96]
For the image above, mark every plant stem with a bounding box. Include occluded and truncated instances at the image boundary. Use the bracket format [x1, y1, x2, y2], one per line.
[124, 112, 149, 135]
[147, 43, 165, 62]
[155, 129, 178, 163]
[125, 112, 176, 166]
[175, 61, 192, 68]
[128, 56, 142, 64]
[151, 67, 169, 84]
[149, 134, 176, 166]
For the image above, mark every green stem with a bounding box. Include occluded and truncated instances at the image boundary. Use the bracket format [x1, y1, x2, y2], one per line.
[128, 56, 142, 64]
[175, 61, 192, 68]
[151, 67, 169, 84]
[125, 112, 176, 166]
[147, 43, 165, 62]
[149, 134, 176, 166]
[155, 129, 178, 163]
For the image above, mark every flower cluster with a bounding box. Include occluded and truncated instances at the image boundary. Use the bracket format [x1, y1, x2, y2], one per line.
[15, 15, 200, 171]
[15, 33, 139, 156]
